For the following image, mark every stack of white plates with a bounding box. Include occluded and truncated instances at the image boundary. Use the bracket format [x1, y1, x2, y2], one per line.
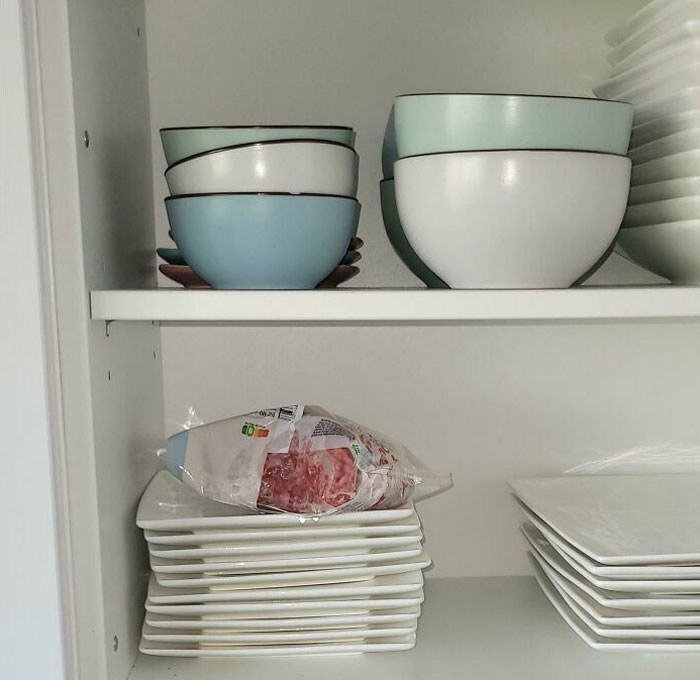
[135, 471, 430, 657]
[594, 0, 700, 284]
[509, 474, 700, 651]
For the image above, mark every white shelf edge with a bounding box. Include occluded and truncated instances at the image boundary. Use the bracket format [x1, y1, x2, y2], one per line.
[90, 288, 700, 323]
[127, 576, 700, 680]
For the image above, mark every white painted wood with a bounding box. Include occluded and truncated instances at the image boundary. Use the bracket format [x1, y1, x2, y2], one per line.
[127, 577, 700, 679]
[90, 288, 700, 322]
[31, 0, 164, 678]
[1, 2, 69, 678]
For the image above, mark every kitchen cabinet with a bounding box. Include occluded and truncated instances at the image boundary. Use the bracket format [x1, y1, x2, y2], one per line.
[12, 0, 700, 678]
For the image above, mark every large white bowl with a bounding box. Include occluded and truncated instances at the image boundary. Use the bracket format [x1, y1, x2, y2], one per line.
[616, 220, 700, 284]
[394, 151, 631, 289]
[165, 140, 358, 197]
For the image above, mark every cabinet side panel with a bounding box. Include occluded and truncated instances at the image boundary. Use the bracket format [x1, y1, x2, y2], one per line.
[61, 0, 164, 677]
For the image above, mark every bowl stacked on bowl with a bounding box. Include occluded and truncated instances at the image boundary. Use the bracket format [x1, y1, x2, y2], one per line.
[158, 125, 362, 289]
[595, 0, 700, 285]
[390, 94, 634, 289]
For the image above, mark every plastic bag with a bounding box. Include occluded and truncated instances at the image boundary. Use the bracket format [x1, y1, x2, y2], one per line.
[161, 405, 452, 515]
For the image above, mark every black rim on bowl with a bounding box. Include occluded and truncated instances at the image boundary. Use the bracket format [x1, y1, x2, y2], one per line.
[160, 124, 354, 132]
[165, 138, 358, 173]
[394, 92, 633, 105]
[396, 148, 631, 161]
[164, 191, 360, 203]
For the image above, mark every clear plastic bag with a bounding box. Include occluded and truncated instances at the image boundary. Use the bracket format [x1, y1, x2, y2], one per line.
[161, 405, 452, 515]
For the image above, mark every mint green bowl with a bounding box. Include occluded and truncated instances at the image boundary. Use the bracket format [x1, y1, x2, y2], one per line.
[160, 125, 356, 166]
[394, 94, 634, 157]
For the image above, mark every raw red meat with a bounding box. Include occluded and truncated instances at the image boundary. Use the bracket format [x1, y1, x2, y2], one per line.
[257, 447, 360, 514]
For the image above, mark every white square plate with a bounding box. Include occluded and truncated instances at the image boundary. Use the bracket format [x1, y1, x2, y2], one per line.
[518, 502, 700, 579]
[147, 530, 423, 561]
[629, 177, 700, 205]
[141, 620, 418, 645]
[597, 38, 700, 96]
[139, 634, 417, 656]
[522, 524, 700, 594]
[153, 552, 431, 589]
[623, 197, 700, 228]
[531, 552, 700, 627]
[631, 110, 700, 148]
[608, 16, 700, 67]
[629, 128, 700, 164]
[145, 588, 425, 617]
[524, 526, 700, 610]
[509, 474, 700, 565]
[146, 605, 421, 631]
[533, 561, 700, 651]
[608, 61, 700, 108]
[606, 0, 696, 47]
[533, 557, 700, 638]
[146, 571, 423, 604]
[149, 543, 424, 575]
[632, 149, 700, 185]
[137, 471, 415, 531]
[144, 514, 420, 545]
[634, 87, 700, 127]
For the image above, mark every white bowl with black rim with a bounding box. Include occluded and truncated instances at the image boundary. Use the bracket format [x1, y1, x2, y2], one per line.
[165, 139, 359, 197]
[160, 125, 355, 166]
[394, 149, 631, 289]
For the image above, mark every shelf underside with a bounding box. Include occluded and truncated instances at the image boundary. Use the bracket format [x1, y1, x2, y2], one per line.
[127, 576, 700, 680]
[91, 288, 700, 323]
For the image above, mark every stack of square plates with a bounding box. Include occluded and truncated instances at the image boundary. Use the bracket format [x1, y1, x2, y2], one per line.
[136, 471, 430, 657]
[510, 474, 700, 651]
[593, 0, 700, 284]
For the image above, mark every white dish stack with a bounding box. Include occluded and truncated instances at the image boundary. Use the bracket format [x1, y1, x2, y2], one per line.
[509, 474, 700, 652]
[135, 471, 430, 657]
[594, 0, 700, 285]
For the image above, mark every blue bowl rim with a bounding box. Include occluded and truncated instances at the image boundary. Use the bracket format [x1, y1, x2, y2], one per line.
[394, 148, 631, 161]
[165, 138, 358, 172]
[394, 92, 633, 106]
[165, 191, 360, 203]
[161, 124, 354, 132]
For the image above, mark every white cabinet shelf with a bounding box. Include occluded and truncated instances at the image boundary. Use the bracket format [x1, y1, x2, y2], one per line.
[127, 577, 700, 680]
[91, 287, 700, 323]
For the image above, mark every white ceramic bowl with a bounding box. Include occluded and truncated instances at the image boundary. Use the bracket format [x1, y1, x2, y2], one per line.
[616, 220, 700, 284]
[165, 140, 358, 197]
[394, 151, 631, 289]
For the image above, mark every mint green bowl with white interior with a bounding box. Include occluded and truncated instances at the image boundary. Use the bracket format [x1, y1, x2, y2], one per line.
[161, 125, 356, 166]
[394, 94, 634, 157]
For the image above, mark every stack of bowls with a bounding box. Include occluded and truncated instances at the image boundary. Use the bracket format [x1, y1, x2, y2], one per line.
[390, 94, 634, 289]
[595, 0, 700, 285]
[157, 126, 362, 289]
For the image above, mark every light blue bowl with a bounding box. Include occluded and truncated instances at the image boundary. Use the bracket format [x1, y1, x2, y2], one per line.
[166, 193, 360, 289]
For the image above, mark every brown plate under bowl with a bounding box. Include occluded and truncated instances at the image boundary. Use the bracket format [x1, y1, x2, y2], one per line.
[159, 264, 360, 289]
